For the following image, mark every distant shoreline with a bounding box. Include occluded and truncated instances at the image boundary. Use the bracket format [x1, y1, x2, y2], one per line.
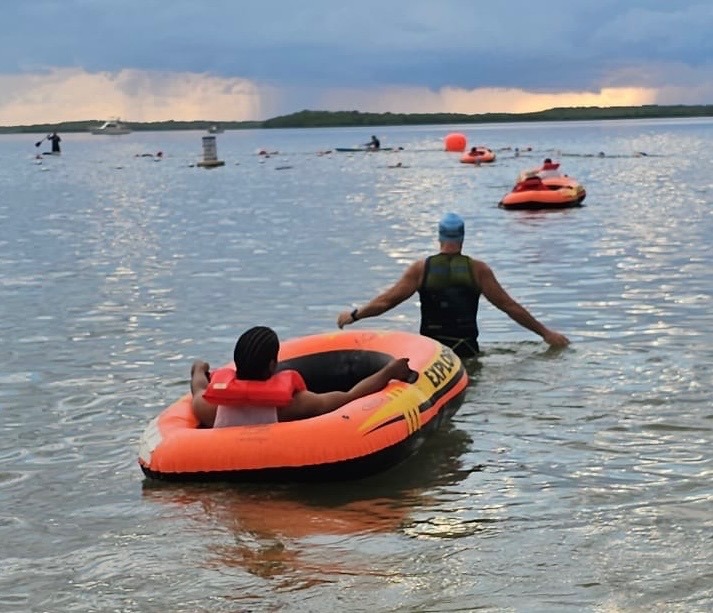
[2, 104, 712, 134]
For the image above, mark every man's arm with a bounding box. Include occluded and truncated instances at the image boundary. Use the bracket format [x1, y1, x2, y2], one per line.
[337, 260, 424, 328]
[278, 358, 414, 421]
[473, 260, 570, 347]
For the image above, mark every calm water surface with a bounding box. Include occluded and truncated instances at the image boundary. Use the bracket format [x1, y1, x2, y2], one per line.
[1, 120, 711, 612]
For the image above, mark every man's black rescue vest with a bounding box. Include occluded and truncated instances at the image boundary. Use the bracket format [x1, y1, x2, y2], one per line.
[418, 253, 481, 341]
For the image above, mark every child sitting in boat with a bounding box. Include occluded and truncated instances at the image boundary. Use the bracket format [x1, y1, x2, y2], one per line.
[513, 172, 550, 192]
[536, 158, 563, 178]
[189, 326, 413, 428]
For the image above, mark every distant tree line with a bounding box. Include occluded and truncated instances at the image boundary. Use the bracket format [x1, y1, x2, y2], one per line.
[2, 105, 713, 134]
[261, 105, 713, 128]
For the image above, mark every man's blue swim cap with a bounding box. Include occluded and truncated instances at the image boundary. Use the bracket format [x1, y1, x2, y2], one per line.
[438, 212, 465, 242]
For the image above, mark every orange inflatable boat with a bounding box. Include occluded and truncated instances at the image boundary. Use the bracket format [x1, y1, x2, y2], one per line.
[499, 173, 586, 210]
[138, 330, 468, 482]
[460, 147, 496, 164]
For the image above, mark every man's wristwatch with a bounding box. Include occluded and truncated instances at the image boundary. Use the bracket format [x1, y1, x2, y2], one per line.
[351, 308, 359, 322]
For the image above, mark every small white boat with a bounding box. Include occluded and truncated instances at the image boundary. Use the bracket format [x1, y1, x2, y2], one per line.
[90, 119, 132, 135]
[208, 125, 224, 134]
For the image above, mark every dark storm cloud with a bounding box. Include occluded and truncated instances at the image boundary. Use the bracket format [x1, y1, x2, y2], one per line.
[2, 0, 712, 92]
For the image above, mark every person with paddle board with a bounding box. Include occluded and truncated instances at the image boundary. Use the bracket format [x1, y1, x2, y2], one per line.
[366, 135, 380, 150]
[49, 132, 61, 154]
[36, 132, 61, 154]
[337, 212, 570, 358]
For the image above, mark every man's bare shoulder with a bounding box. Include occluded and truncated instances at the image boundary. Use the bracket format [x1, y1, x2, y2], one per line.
[403, 258, 427, 286]
[410, 258, 427, 271]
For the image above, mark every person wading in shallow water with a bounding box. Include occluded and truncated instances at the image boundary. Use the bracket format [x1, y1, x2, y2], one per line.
[337, 213, 570, 359]
[36, 131, 61, 154]
[189, 326, 414, 428]
[49, 132, 61, 153]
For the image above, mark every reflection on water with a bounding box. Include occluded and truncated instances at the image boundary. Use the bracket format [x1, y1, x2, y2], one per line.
[1, 120, 712, 610]
[141, 425, 475, 590]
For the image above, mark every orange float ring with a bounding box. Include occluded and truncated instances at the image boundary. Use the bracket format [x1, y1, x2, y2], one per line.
[138, 330, 468, 482]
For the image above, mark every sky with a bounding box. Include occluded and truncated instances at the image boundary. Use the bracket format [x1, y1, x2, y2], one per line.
[1, 0, 712, 125]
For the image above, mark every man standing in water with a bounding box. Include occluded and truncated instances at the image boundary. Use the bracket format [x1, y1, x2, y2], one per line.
[49, 132, 61, 154]
[337, 212, 570, 358]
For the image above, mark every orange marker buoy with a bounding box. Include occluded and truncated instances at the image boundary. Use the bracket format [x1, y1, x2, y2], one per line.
[444, 133, 467, 153]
